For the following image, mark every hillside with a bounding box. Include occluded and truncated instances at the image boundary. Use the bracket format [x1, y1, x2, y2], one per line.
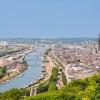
[0, 73, 100, 100]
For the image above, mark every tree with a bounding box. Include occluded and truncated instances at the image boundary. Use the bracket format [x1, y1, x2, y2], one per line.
[49, 67, 58, 83]
[0, 66, 6, 79]
[62, 72, 67, 85]
[1, 88, 23, 100]
[37, 84, 49, 93]
[48, 82, 57, 92]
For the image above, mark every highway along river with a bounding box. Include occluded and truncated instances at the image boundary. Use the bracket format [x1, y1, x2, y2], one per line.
[0, 47, 45, 92]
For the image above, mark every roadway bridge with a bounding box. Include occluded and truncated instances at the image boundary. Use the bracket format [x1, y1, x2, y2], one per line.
[25, 56, 42, 61]
[27, 64, 41, 66]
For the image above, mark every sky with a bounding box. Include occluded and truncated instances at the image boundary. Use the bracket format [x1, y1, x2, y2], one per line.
[0, 0, 100, 38]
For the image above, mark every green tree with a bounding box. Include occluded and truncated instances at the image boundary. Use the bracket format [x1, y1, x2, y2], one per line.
[62, 72, 67, 85]
[37, 84, 49, 93]
[49, 67, 58, 83]
[48, 82, 57, 92]
[1, 88, 23, 100]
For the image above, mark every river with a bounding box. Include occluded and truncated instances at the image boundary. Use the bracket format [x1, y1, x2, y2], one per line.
[0, 47, 45, 92]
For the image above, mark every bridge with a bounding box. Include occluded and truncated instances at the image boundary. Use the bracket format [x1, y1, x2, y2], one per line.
[25, 56, 41, 61]
[27, 64, 41, 66]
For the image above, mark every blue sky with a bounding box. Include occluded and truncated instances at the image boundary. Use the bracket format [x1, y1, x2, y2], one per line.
[0, 0, 99, 38]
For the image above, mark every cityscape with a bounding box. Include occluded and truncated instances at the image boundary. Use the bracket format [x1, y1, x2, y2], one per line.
[0, 0, 100, 100]
[0, 38, 100, 100]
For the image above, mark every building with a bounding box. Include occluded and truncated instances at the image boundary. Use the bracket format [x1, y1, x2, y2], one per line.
[0, 59, 7, 67]
[98, 34, 100, 51]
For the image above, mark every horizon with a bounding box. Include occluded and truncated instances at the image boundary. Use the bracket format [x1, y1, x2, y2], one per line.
[0, 37, 99, 39]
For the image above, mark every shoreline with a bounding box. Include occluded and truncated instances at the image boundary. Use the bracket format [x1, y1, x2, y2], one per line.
[0, 47, 35, 85]
[24, 53, 53, 90]
[0, 48, 53, 93]
[0, 63, 27, 84]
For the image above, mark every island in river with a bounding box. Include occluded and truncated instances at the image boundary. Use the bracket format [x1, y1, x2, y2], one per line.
[0, 43, 48, 92]
[0, 43, 35, 84]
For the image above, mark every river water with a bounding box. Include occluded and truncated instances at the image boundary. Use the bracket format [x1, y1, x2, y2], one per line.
[0, 47, 44, 92]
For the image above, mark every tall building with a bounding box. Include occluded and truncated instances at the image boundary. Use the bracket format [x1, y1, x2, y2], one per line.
[98, 34, 100, 51]
[0, 41, 8, 46]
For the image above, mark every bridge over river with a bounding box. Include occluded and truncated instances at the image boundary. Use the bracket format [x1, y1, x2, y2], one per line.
[0, 47, 47, 92]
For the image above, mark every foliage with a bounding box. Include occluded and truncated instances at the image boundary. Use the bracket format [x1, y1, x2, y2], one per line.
[0, 66, 6, 74]
[37, 67, 58, 93]
[0, 88, 29, 100]
[61, 72, 67, 85]
[0, 88, 23, 100]
[25, 74, 100, 100]
[48, 82, 57, 92]
[0, 66, 6, 79]
[37, 84, 49, 93]
[1, 73, 100, 100]
[49, 67, 58, 83]
[44, 48, 51, 55]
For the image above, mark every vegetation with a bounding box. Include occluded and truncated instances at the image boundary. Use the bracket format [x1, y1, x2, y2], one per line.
[62, 72, 67, 85]
[94, 76, 100, 100]
[0, 66, 6, 79]
[48, 82, 57, 92]
[0, 66, 6, 74]
[37, 67, 58, 93]
[0, 69, 100, 100]
[0, 88, 30, 100]
[49, 67, 58, 83]
[37, 84, 49, 93]
[44, 48, 51, 55]
[25, 74, 100, 100]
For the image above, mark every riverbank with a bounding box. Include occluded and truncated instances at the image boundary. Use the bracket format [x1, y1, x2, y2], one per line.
[0, 62, 27, 84]
[0, 47, 53, 93]
[25, 50, 54, 95]
[0, 48, 35, 84]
